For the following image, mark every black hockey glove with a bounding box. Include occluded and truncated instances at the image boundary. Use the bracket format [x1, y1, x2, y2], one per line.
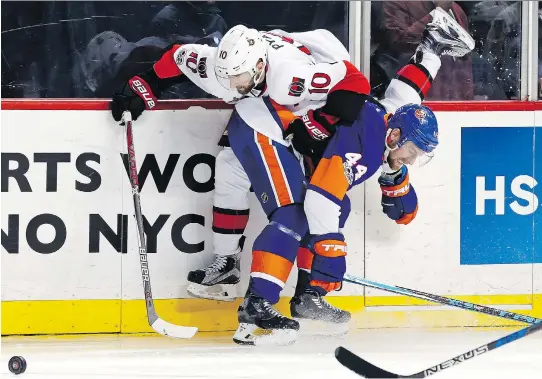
[111, 75, 158, 122]
[284, 109, 338, 160]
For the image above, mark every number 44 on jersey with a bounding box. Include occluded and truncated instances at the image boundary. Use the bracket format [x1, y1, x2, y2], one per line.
[343, 153, 367, 185]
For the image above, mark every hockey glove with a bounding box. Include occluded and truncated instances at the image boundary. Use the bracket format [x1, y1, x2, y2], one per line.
[378, 166, 419, 225]
[111, 76, 158, 122]
[284, 109, 339, 160]
[308, 233, 347, 293]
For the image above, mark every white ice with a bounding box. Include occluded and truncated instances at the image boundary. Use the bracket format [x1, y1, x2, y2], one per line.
[1, 327, 541, 379]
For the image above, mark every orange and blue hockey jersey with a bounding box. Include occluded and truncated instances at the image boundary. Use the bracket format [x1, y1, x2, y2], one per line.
[304, 101, 388, 235]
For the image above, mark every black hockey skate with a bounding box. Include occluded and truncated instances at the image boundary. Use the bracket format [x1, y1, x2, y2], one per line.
[233, 293, 299, 346]
[187, 253, 240, 301]
[416, 7, 475, 59]
[290, 289, 351, 337]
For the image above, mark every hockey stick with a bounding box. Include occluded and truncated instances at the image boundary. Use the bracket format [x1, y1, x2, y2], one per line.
[123, 111, 198, 338]
[343, 273, 540, 325]
[335, 320, 542, 377]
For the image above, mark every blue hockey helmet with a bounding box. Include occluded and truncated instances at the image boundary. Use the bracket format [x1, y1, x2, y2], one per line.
[387, 104, 438, 166]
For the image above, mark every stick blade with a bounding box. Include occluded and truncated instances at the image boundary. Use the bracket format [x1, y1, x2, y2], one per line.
[151, 318, 198, 339]
[335, 346, 400, 378]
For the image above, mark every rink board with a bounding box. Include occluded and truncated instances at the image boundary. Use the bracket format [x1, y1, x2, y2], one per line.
[1, 100, 541, 335]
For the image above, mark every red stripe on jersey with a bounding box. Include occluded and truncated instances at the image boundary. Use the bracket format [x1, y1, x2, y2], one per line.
[329, 61, 370, 95]
[153, 44, 184, 79]
[213, 212, 250, 231]
[396, 64, 432, 99]
[298, 45, 312, 56]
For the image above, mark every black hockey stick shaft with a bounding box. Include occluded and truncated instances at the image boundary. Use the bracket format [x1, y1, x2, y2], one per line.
[335, 321, 542, 378]
[344, 274, 540, 325]
[124, 112, 161, 326]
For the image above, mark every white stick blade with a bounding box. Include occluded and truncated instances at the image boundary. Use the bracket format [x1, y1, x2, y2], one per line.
[151, 318, 198, 339]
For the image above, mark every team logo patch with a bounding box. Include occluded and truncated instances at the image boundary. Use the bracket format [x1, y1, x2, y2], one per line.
[288, 77, 305, 97]
[175, 49, 186, 66]
[343, 162, 354, 185]
[415, 108, 427, 120]
[186, 52, 199, 74]
[197, 57, 208, 78]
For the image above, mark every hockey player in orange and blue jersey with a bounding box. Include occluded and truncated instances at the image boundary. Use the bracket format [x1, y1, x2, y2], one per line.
[284, 8, 474, 329]
[289, 103, 438, 326]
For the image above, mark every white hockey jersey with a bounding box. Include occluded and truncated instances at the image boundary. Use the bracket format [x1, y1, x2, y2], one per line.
[154, 29, 359, 143]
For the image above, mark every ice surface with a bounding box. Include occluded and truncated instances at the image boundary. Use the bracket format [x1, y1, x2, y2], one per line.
[1, 327, 541, 379]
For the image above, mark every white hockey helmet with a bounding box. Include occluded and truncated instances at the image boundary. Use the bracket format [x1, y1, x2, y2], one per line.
[214, 25, 268, 95]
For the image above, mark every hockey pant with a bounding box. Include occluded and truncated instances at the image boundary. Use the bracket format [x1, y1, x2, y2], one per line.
[212, 131, 316, 295]
[228, 98, 309, 305]
[213, 147, 322, 299]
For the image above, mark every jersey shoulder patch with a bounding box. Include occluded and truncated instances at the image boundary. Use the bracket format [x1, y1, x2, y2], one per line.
[174, 45, 215, 79]
[287, 76, 306, 97]
[267, 61, 312, 105]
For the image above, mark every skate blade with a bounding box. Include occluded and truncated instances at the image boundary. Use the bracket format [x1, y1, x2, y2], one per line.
[296, 318, 350, 339]
[187, 282, 237, 302]
[233, 323, 297, 346]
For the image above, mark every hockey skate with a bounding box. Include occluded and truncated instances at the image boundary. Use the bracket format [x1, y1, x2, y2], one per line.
[416, 7, 475, 59]
[290, 289, 351, 338]
[233, 293, 299, 346]
[187, 253, 240, 301]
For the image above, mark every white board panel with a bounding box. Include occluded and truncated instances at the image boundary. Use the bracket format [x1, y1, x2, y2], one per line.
[2, 108, 538, 303]
[118, 109, 230, 299]
[1, 111, 123, 300]
[364, 111, 536, 301]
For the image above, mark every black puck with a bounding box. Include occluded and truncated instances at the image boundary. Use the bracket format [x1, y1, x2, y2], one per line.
[8, 356, 26, 375]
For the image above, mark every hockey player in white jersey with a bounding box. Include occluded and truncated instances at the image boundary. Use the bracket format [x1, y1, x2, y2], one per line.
[111, 8, 474, 344]
[184, 29, 355, 303]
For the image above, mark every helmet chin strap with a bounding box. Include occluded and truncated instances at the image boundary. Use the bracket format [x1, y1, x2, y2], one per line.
[249, 62, 267, 97]
[253, 65, 265, 85]
[256, 59, 269, 86]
